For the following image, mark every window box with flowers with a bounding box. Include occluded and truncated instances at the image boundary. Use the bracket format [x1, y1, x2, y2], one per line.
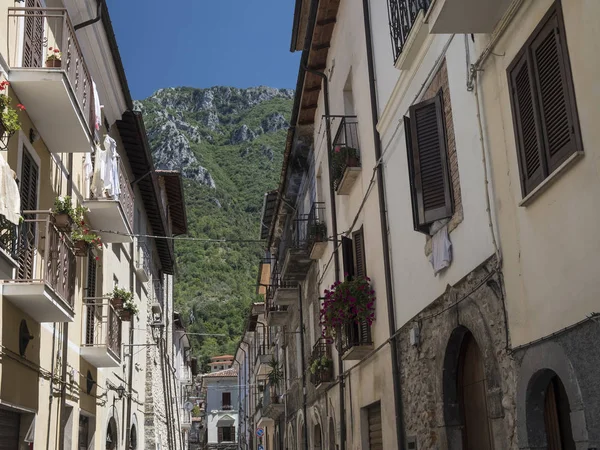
[108, 286, 133, 313]
[71, 227, 102, 257]
[120, 298, 138, 322]
[0, 80, 25, 150]
[321, 276, 375, 360]
[45, 47, 62, 68]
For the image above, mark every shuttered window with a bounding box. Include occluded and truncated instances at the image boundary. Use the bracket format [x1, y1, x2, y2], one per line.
[222, 392, 231, 408]
[508, 2, 581, 197]
[352, 228, 366, 278]
[405, 91, 453, 234]
[85, 254, 97, 346]
[366, 403, 383, 450]
[18, 148, 39, 280]
[0, 408, 20, 450]
[218, 426, 235, 442]
[341, 236, 355, 280]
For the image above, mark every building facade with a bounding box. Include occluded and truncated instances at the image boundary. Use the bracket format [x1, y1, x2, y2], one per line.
[200, 367, 239, 450]
[0, 1, 188, 449]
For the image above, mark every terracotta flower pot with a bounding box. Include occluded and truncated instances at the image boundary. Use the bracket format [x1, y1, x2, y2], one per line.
[73, 240, 89, 257]
[111, 297, 124, 311]
[346, 155, 359, 167]
[45, 59, 61, 68]
[120, 310, 132, 322]
[53, 213, 73, 232]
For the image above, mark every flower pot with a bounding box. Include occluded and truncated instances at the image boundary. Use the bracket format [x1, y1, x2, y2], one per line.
[111, 297, 124, 311]
[346, 155, 359, 167]
[45, 59, 61, 68]
[53, 213, 73, 232]
[73, 240, 89, 257]
[120, 310, 133, 322]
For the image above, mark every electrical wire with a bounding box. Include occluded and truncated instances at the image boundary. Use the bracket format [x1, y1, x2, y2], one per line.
[90, 229, 266, 243]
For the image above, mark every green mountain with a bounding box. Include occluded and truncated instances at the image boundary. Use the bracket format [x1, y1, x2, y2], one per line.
[136, 86, 293, 369]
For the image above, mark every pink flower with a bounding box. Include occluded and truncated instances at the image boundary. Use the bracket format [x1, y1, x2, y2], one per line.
[49, 47, 53, 51]
[334, 146, 341, 153]
[54, 48, 60, 54]
[16, 104, 25, 111]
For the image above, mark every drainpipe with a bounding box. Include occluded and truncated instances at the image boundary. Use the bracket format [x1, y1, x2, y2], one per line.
[73, 0, 103, 31]
[297, 284, 309, 450]
[45, 323, 57, 450]
[361, 1, 405, 449]
[303, 64, 345, 450]
[124, 246, 135, 448]
[159, 335, 174, 449]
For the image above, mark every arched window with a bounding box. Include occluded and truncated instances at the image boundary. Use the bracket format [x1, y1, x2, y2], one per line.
[130, 424, 137, 449]
[106, 417, 118, 450]
[457, 332, 492, 450]
[543, 375, 575, 450]
[328, 418, 336, 450]
[314, 423, 322, 450]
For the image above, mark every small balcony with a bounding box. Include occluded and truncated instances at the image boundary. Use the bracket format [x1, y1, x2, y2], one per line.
[262, 382, 284, 420]
[253, 331, 272, 379]
[266, 287, 289, 328]
[83, 159, 134, 244]
[2, 211, 75, 322]
[7, 7, 94, 153]
[310, 339, 334, 392]
[280, 216, 312, 282]
[427, 0, 512, 34]
[0, 216, 19, 279]
[269, 265, 297, 307]
[80, 299, 122, 368]
[341, 320, 373, 361]
[151, 277, 164, 314]
[331, 117, 361, 195]
[134, 238, 151, 282]
[307, 202, 327, 259]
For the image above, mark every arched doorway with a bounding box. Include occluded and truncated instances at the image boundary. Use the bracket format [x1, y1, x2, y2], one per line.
[314, 423, 322, 450]
[298, 420, 305, 450]
[542, 374, 575, 450]
[457, 331, 493, 450]
[106, 417, 118, 450]
[328, 418, 336, 450]
[129, 424, 137, 449]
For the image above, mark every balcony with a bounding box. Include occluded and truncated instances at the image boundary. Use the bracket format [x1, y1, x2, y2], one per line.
[331, 117, 361, 195]
[1, 211, 75, 322]
[310, 339, 334, 392]
[7, 7, 94, 154]
[280, 216, 312, 282]
[269, 264, 297, 308]
[0, 216, 19, 279]
[262, 382, 284, 420]
[252, 331, 272, 379]
[83, 159, 134, 243]
[307, 202, 327, 259]
[427, 0, 512, 34]
[266, 287, 289, 328]
[341, 320, 373, 361]
[387, 0, 431, 69]
[151, 277, 164, 314]
[80, 299, 122, 367]
[134, 238, 151, 282]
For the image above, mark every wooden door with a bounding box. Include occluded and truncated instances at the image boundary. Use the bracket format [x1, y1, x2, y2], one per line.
[458, 333, 493, 450]
[544, 376, 575, 450]
[367, 403, 383, 450]
[0, 409, 20, 450]
[18, 148, 39, 280]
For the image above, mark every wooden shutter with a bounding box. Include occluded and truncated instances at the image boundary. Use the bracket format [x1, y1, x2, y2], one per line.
[408, 91, 453, 228]
[222, 392, 231, 408]
[18, 148, 39, 280]
[0, 408, 20, 450]
[23, 0, 44, 68]
[218, 427, 223, 443]
[352, 228, 366, 278]
[508, 3, 581, 196]
[230, 426, 236, 443]
[404, 115, 423, 233]
[341, 236, 354, 280]
[367, 403, 383, 450]
[85, 254, 97, 346]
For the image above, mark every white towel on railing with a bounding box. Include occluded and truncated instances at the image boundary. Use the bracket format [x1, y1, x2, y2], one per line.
[103, 135, 120, 199]
[0, 153, 21, 225]
[90, 144, 106, 198]
[92, 80, 102, 132]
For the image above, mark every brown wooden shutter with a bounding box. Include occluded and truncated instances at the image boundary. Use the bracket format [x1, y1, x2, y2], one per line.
[408, 91, 453, 228]
[367, 403, 383, 450]
[218, 427, 223, 443]
[222, 392, 231, 407]
[231, 426, 236, 443]
[23, 0, 44, 68]
[508, 3, 582, 196]
[352, 228, 366, 278]
[18, 149, 39, 280]
[85, 254, 97, 346]
[341, 236, 354, 280]
[404, 115, 424, 233]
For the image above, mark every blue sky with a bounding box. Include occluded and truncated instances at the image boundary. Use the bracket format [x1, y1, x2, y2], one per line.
[105, 0, 300, 100]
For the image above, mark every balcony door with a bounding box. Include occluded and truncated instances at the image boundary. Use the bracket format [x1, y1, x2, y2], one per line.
[17, 146, 39, 280]
[22, 0, 45, 68]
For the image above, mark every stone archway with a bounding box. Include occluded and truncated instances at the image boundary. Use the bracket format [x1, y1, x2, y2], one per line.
[328, 417, 336, 450]
[314, 422, 323, 450]
[106, 416, 118, 450]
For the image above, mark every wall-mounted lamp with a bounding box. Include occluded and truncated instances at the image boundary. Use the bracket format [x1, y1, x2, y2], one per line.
[28, 128, 39, 144]
[19, 320, 34, 357]
[86, 371, 96, 395]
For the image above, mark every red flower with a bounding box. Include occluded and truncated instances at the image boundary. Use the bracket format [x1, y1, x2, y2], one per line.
[54, 49, 60, 54]
[49, 47, 53, 51]
[16, 104, 25, 111]
[95, 256, 99, 261]
[334, 146, 341, 153]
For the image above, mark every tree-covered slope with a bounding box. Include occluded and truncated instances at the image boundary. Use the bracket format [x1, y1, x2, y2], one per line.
[136, 86, 292, 369]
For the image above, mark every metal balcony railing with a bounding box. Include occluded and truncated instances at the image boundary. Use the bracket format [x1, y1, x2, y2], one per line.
[331, 117, 360, 191]
[310, 338, 334, 386]
[263, 382, 282, 409]
[0, 215, 18, 260]
[340, 320, 373, 355]
[7, 7, 95, 134]
[387, 0, 432, 62]
[82, 299, 122, 361]
[307, 202, 327, 249]
[252, 330, 267, 364]
[10, 211, 76, 309]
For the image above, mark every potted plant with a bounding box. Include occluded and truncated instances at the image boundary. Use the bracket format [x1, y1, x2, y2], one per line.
[120, 297, 138, 322]
[309, 355, 333, 375]
[309, 220, 327, 242]
[52, 196, 74, 232]
[320, 276, 375, 341]
[331, 146, 360, 186]
[109, 286, 133, 312]
[0, 80, 24, 150]
[71, 226, 102, 257]
[267, 358, 284, 404]
[46, 47, 62, 68]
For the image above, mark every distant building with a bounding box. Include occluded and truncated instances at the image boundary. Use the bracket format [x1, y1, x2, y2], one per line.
[208, 355, 235, 372]
[200, 367, 239, 450]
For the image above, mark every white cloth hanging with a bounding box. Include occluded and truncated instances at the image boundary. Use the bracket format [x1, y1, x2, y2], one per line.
[90, 144, 107, 198]
[83, 151, 93, 181]
[0, 153, 21, 225]
[429, 221, 452, 275]
[92, 80, 102, 131]
[103, 135, 120, 199]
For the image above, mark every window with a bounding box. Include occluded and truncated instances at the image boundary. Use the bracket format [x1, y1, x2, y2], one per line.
[365, 403, 383, 450]
[218, 426, 235, 442]
[221, 392, 231, 409]
[404, 90, 454, 234]
[508, 2, 582, 197]
[341, 229, 367, 280]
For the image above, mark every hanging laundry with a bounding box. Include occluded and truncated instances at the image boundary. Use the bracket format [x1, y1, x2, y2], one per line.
[90, 143, 107, 198]
[92, 80, 102, 132]
[103, 135, 120, 199]
[83, 151, 93, 181]
[429, 220, 452, 275]
[0, 153, 21, 225]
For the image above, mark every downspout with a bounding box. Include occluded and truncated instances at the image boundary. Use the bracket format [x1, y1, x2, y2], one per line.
[297, 284, 309, 450]
[171, 362, 184, 450]
[73, 0, 103, 30]
[303, 64, 345, 450]
[362, 1, 406, 449]
[124, 246, 135, 448]
[45, 324, 57, 450]
[159, 336, 174, 449]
